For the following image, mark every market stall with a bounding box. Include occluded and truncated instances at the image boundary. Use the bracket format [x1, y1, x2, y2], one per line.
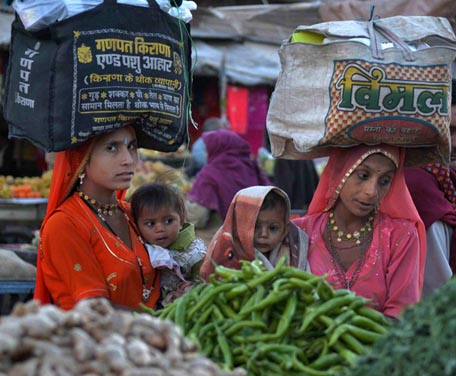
[0, 178, 49, 314]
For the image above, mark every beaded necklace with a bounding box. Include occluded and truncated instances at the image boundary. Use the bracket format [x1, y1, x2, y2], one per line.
[329, 210, 374, 245]
[78, 190, 119, 216]
[325, 220, 372, 290]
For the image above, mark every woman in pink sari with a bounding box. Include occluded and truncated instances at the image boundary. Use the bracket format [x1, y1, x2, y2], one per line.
[294, 144, 426, 319]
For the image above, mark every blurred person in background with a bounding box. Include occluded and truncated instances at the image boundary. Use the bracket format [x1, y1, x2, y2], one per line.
[185, 128, 271, 229]
[404, 78, 456, 297]
[273, 158, 319, 211]
[186, 117, 225, 177]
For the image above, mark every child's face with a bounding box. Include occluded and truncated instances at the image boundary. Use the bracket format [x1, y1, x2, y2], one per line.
[137, 206, 183, 248]
[254, 206, 288, 254]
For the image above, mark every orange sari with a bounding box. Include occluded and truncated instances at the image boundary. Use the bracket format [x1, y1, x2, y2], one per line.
[34, 139, 160, 310]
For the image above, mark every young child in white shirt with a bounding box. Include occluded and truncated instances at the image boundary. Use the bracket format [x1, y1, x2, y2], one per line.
[130, 182, 206, 305]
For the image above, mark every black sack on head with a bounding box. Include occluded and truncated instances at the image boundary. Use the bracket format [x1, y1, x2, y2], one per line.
[3, 0, 192, 152]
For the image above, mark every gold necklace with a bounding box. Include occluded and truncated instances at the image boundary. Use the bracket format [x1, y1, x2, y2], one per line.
[329, 210, 374, 245]
[325, 221, 372, 290]
[78, 191, 119, 216]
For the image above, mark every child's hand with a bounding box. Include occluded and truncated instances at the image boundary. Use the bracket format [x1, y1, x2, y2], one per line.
[162, 281, 194, 305]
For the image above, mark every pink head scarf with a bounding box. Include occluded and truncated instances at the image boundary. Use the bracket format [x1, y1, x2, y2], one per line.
[307, 144, 426, 290]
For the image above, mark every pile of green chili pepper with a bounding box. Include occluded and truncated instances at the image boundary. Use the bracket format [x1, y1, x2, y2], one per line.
[143, 257, 391, 375]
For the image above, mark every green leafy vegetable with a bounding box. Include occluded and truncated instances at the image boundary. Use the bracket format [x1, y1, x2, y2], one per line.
[339, 277, 456, 376]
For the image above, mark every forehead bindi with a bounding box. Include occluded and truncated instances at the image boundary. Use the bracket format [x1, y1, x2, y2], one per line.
[101, 127, 135, 143]
[360, 154, 396, 174]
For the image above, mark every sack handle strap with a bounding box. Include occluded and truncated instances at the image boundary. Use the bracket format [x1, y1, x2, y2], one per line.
[103, 0, 161, 10]
[366, 7, 416, 62]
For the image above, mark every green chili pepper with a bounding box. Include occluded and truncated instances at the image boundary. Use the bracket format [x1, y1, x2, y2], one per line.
[298, 289, 317, 305]
[308, 352, 342, 370]
[246, 292, 298, 342]
[332, 341, 359, 366]
[346, 324, 385, 343]
[238, 259, 257, 276]
[211, 304, 225, 321]
[174, 291, 191, 331]
[250, 259, 266, 274]
[215, 301, 237, 319]
[328, 323, 351, 346]
[316, 278, 336, 300]
[285, 277, 315, 293]
[199, 321, 217, 338]
[274, 292, 298, 337]
[281, 267, 322, 282]
[187, 283, 235, 317]
[227, 257, 287, 299]
[187, 304, 214, 337]
[251, 284, 266, 321]
[299, 295, 355, 333]
[357, 306, 390, 325]
[316, 314, 334, 330]
[272, 277, 292, 292]
[351, 315, 389, 334]
[325, 309, 356, 336]
[333, 288, 352, 297]
[214, 265, 244, 281]
[224, 320, 268, 337]
[208, 273, 220, 285]
[306, 336, 329, 359]
[215, 322, 233, 370]
[237, 288, 258, 311]
[347, 297, 368, 311]
[201, 336, 215, 357]
[288, 353, 334, 376]
[340, 332, 366, 355]
[139, 303, 157, 316]
[239, 290, 290, 317]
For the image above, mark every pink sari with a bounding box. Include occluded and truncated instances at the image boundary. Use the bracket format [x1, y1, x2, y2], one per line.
[294, 145, 426, 318]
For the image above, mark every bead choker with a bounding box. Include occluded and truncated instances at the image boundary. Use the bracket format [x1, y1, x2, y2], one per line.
[329, 210, 374, 245]
[78, 191, 119, 216]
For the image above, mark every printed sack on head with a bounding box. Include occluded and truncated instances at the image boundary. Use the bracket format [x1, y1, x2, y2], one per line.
[266, 15, 456, 166]
[3, 0, 192, 152]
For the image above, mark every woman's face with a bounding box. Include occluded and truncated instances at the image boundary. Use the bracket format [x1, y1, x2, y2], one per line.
[84, 127, 138, 194]
[337, 153, 396, 218]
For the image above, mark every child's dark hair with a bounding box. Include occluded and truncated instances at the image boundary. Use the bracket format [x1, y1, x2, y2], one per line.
[260, 190, 288, 216]
[130, 182, 186, 223]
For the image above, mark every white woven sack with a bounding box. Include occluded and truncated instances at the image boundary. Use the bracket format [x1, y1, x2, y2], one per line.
[266, 15, 456, 166]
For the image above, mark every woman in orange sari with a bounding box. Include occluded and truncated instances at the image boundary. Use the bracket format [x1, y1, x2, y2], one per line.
[34, 126, 160, 310]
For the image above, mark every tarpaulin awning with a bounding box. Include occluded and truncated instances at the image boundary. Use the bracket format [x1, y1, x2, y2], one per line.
[192, 39, 281, 86]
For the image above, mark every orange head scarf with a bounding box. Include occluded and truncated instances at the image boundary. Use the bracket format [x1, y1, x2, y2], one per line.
[307, 144, 426, 291]
[34, 140, 95, 304]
